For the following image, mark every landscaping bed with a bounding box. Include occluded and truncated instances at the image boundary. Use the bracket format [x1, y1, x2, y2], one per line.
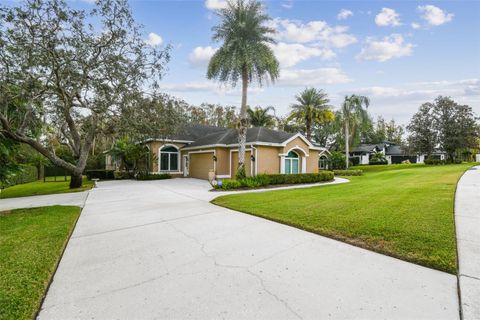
[212, 164, 474, 273]
[0, 206, 81, 320]
[213, 172, 334, 190]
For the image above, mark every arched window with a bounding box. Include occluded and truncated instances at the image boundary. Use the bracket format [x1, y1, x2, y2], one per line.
[159, 145, 179, 172]
[319, 155, 328, 170]
[285, 151, 299, 174]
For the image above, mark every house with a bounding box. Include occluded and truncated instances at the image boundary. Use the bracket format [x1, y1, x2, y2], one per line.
[350, 141, 446, 165]
[108, 124, 329, 180]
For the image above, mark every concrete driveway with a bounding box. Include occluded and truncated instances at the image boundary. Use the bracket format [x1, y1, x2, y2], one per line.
[39, 178, 459, 320]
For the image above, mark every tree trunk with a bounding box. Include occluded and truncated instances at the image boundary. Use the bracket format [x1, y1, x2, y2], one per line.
[345, 121, 349, 169]
[237, 65, 248, 179]
[306, 121, 311, 141]
[70, 173, 83, 188]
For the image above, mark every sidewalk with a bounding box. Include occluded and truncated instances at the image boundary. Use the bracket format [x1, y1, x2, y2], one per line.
[455, 165, 480, 319]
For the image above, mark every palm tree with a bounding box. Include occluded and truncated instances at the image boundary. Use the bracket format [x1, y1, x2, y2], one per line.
[288, 88, 334, 140]
[340, 95, 370, 168]
[207, 0, 279, 179]
[247, 106, 275, 128]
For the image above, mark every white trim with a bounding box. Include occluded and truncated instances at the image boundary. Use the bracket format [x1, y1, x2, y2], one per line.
[182, 144, 227, 151]
[158, 144, 181, 173]
[216, 174, 231, 179]
[279, 146, 309, 157]
[301, 156, 306, 173]
[280, 155, 285, 174]
[183, 155, 189, 177]
[281, 133, 314, 147]
[140, 138, 194, 144]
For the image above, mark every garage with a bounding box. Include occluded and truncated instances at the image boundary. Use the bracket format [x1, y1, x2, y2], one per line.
[188, 152, 214, 180]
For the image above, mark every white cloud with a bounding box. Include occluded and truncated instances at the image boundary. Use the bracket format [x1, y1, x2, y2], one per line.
[339, 78, 480, 124]
[337, 9, 353, 20]
[411, 22, 421, 29]
[356, 34, 413, 62]
[418, 5, 453, 26]
[162, 81, 263, 96]
[205, 0, 228, 10]
[269, 19, 357, 48]
[278, 67, 352, 86]
[281, 1, 293, 9]
[375, 8, 402, 27]
[189, 46, 217, 67]
[270, 42, 335, 68]
[146, 33, 163, 46]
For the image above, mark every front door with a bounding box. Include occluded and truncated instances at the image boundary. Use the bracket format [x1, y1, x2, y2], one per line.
[183, 155, 189, 177]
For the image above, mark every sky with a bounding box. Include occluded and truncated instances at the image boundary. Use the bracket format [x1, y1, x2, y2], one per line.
[4, 0, 480, 124]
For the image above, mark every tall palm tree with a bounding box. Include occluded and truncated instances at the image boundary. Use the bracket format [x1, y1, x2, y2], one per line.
[288, 88, 334, 140]
[207, 0, 279, 179]
[247, 106, 275, 128]
[340, 94, 370, 168]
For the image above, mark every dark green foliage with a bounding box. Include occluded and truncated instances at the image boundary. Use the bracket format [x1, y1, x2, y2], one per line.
[215, 172, 334, 190]
[247, 106, 275, 128]
[85, 170, 115, 180]
[329, 151, 347, 170]
[369, 151, 388, 165]
[113, 171, 133, 180]
[424, 159, 447, 165]
[333, 170, 363, 176]
[136, 172, 171, 180]
[235, 165, 247, 180]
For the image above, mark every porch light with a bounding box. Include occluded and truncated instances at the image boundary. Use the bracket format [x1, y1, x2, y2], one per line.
[250, 155, 255, 162]
[213, 155, 217, 162]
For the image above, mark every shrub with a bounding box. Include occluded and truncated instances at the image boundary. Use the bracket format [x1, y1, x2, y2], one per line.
[136, 172, 171, 180]
[333, 169, 363, 176]
[369, 159, 388, 165]
[85, 169, 114, 180]
[424, 159, 446, 165]
[369, 151, 388, 165]
[329, 151, 347, 170]
[214, 172, 334, 190]
[113, 171, 133, 179]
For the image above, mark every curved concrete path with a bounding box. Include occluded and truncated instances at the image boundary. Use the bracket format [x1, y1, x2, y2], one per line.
[0, 191, 89, 211]
[455, 165, 480, 319]
[38, 178, 459, 319]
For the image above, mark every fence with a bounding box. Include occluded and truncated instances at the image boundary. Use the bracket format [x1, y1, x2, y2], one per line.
[44, 166, 68, 182]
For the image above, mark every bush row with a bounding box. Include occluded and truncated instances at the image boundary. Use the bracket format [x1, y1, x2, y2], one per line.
[424, 158, 462, 165]
[85, 169, 115, 180]
[136, 172, 171, 180]
[333, 169, 363, 176]
[369, 159, 388, 165]
[214, 172, 334, 190]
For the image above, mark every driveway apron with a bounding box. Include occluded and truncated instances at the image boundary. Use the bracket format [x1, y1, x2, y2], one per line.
[38, 178, 459, 320]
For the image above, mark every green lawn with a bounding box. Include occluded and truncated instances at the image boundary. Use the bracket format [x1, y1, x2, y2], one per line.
[213, 164, 475, 273]
[0, 206, 81, 320]
[0, 177, 93, 199]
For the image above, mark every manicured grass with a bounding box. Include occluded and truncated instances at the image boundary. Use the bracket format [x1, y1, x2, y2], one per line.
[0, 177, 93, 199]
[213, 164, 475, 273]
[0, 206, 81, 320]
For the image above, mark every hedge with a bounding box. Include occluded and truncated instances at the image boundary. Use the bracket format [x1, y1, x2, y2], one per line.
[424, 159, 446, 165]
[136, 172, 171, 180]
[85, 169, 115, 180]
[214, 172, 334, 190]
[333, 169, 363, 176]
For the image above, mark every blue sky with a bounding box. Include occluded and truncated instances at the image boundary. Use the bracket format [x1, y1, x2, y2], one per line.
[6, 0, 480, 124]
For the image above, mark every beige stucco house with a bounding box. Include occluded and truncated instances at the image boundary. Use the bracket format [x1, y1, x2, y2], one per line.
[110, 124, 329, 180]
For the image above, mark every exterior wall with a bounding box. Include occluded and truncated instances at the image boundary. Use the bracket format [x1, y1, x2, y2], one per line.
[283, 137, 310, 156]
[146, 141, 186, 173]
[215, 148, 229, 176]
[256, 146, 281, 174]
[307, 150, 320, 173]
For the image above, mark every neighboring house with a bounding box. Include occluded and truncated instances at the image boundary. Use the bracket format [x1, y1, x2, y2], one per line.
[105, 124, 329, 180]
[350, 141, 446, 165]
